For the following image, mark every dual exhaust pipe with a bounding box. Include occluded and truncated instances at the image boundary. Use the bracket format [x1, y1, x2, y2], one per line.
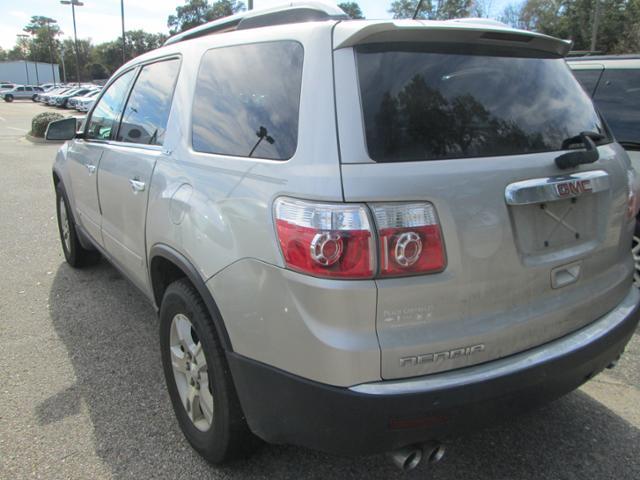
[388, 441, 446, 471]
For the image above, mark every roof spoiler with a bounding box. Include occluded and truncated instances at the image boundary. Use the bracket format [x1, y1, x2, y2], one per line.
[333, 20, 573, 57]
[164, 2, 348, 46]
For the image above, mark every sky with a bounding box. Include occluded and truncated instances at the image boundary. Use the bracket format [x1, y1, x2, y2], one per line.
[0, 0, 513, 51]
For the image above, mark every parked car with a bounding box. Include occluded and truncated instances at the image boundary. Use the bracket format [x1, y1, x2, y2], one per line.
[47, 3, 640, 471]
[0, 83, 16, 91]
[68, 88, 101, 110]
[568, 55, 640, 284]
[2, 85, 44, 102]
[35, 86, 71, 103]
[49, 87, 94, 108]
[74, 90, 100, 112]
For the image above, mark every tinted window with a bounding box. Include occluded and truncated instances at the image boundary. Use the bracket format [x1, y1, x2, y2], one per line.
[572, 68, 603, 96]
[86, 69, 136, 141]
[16, 87, 24, 91]
[193, 41, 303, 160]
[116, 59, 180, 146]
[593, 69, 640, 144]
[356, 45, 608, 162]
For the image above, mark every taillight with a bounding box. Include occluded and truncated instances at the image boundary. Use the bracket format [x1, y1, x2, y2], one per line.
[371, 203, 446, 277]
[274, 198, 375, 279]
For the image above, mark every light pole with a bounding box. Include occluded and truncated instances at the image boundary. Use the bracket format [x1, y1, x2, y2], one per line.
[60, 44, 67, 83]
[120, 0, 126, 64]
[44, 18, 58, 86]
[60, 0, 83, 86]
[16, 34, 31, 85]
[248, 0, 253, 9]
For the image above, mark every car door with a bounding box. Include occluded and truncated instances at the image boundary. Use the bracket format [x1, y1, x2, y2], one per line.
[66, 69, 136, 245]
[97, 58, 181, 291]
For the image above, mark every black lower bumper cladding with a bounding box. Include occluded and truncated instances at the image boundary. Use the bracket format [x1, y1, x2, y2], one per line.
[227, 298, 640, 456]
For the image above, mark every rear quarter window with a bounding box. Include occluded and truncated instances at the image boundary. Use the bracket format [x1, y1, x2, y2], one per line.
[192, 41, 304, 160]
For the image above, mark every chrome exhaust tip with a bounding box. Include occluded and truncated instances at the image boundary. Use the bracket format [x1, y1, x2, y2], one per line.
[388, 442, 445, 471]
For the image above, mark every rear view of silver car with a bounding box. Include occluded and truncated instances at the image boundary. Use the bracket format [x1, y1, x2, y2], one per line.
[49, 3, 640, 471]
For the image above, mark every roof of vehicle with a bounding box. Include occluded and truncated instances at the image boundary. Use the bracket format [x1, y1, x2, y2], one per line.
[164, 1, 348, 46]
[567, 54, 640, 69]
[567, 54, 640, 61]
[162, 1, 569, 57]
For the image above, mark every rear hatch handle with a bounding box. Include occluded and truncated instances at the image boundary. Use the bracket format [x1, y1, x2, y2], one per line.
[555, 131, 603, 170]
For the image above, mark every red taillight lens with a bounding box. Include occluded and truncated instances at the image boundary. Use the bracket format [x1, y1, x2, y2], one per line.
[274, 198, 375, 278]
[372, 203, 446, 277]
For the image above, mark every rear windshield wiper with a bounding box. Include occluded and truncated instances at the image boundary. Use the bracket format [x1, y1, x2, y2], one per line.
[619, 140, 640, 151]
[556, 131, 602, 170]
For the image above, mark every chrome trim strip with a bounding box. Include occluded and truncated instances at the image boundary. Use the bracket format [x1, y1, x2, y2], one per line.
[349, 287, 639, 395]
[505, 170, 610, 205]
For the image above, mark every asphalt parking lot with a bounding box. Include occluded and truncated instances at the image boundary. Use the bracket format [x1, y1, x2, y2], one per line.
[0, 101, 639, 480]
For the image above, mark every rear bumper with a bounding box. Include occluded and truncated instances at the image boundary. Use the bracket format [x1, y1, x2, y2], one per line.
[227, 287, 640, 456]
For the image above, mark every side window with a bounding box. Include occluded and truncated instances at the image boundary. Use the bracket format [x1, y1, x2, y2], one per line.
[593, 69, 640, 144]
[86, 69, 136, 141]
[25, 87, 33, 92]
[192, 41, 304, 160]
[116, 58, 180, 146]
[572, 69, 597, 95]
[16, 87, 24, 92]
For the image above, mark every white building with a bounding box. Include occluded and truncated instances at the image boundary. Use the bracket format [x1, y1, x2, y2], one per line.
[0, 60, 61, 85]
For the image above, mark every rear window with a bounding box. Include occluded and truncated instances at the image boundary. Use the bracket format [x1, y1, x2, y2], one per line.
[356, 44, 609, 162]
[592, 69, 640, 145]
[192, 41, 303, 160]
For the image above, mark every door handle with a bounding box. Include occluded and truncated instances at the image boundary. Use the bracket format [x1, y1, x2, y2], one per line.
[86, 164, 96, 174]
[129, 178, 146, 193]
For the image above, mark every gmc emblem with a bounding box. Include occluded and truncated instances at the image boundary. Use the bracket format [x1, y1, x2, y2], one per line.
[555, 179, 593, 198]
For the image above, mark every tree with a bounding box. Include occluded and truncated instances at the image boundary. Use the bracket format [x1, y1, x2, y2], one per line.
[168, 0, 245, 34]
[389, 0, 429, 18]
[23, 16, 62, 64]
[338, 2, 365, 19]
[499, 0, 637, 53]
[389, 0, 476, 20]
[88, 63, 109, 80]
[60, 38, 92, 82]
[0, 47, 7, 61]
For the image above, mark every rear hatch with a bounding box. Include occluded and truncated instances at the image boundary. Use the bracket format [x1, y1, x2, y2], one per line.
[333, 21, 635, 380]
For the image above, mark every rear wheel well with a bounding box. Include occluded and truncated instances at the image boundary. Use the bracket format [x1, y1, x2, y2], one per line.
[52, 171, 61, 187]
[150, 256, 188, 307]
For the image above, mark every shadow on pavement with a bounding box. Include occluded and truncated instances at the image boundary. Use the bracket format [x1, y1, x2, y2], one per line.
[44, 260, 640, 479]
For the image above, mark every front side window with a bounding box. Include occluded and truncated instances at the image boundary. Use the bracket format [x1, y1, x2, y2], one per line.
[592, 69, 640, 145]
[86, 69, 136, 141]
[192, 41, 304, 160]
[116, 58, 181, 146]
[356, 44, 609, 162]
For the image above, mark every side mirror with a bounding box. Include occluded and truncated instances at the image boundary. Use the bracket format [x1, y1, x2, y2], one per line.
[45, 117, 77, 141]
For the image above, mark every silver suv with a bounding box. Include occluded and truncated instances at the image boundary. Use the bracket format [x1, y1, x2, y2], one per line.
[47, 3, 640, 470]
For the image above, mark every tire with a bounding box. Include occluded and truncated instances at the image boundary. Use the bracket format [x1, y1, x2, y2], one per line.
[160, 279, 257, 464]
[4, 94, 13, 102]
[55, 184, 100, 268]
[32, 94, 38, 101]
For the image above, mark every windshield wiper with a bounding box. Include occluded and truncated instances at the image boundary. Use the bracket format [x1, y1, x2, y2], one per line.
[556, 131, 601, 170]
[619, 140, 640, 151]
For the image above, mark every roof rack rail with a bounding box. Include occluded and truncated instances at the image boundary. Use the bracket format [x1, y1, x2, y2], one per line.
[164, 2, 348, 46]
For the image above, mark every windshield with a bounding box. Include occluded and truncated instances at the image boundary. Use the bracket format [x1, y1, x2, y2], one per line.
[356, 44, 609, 162]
